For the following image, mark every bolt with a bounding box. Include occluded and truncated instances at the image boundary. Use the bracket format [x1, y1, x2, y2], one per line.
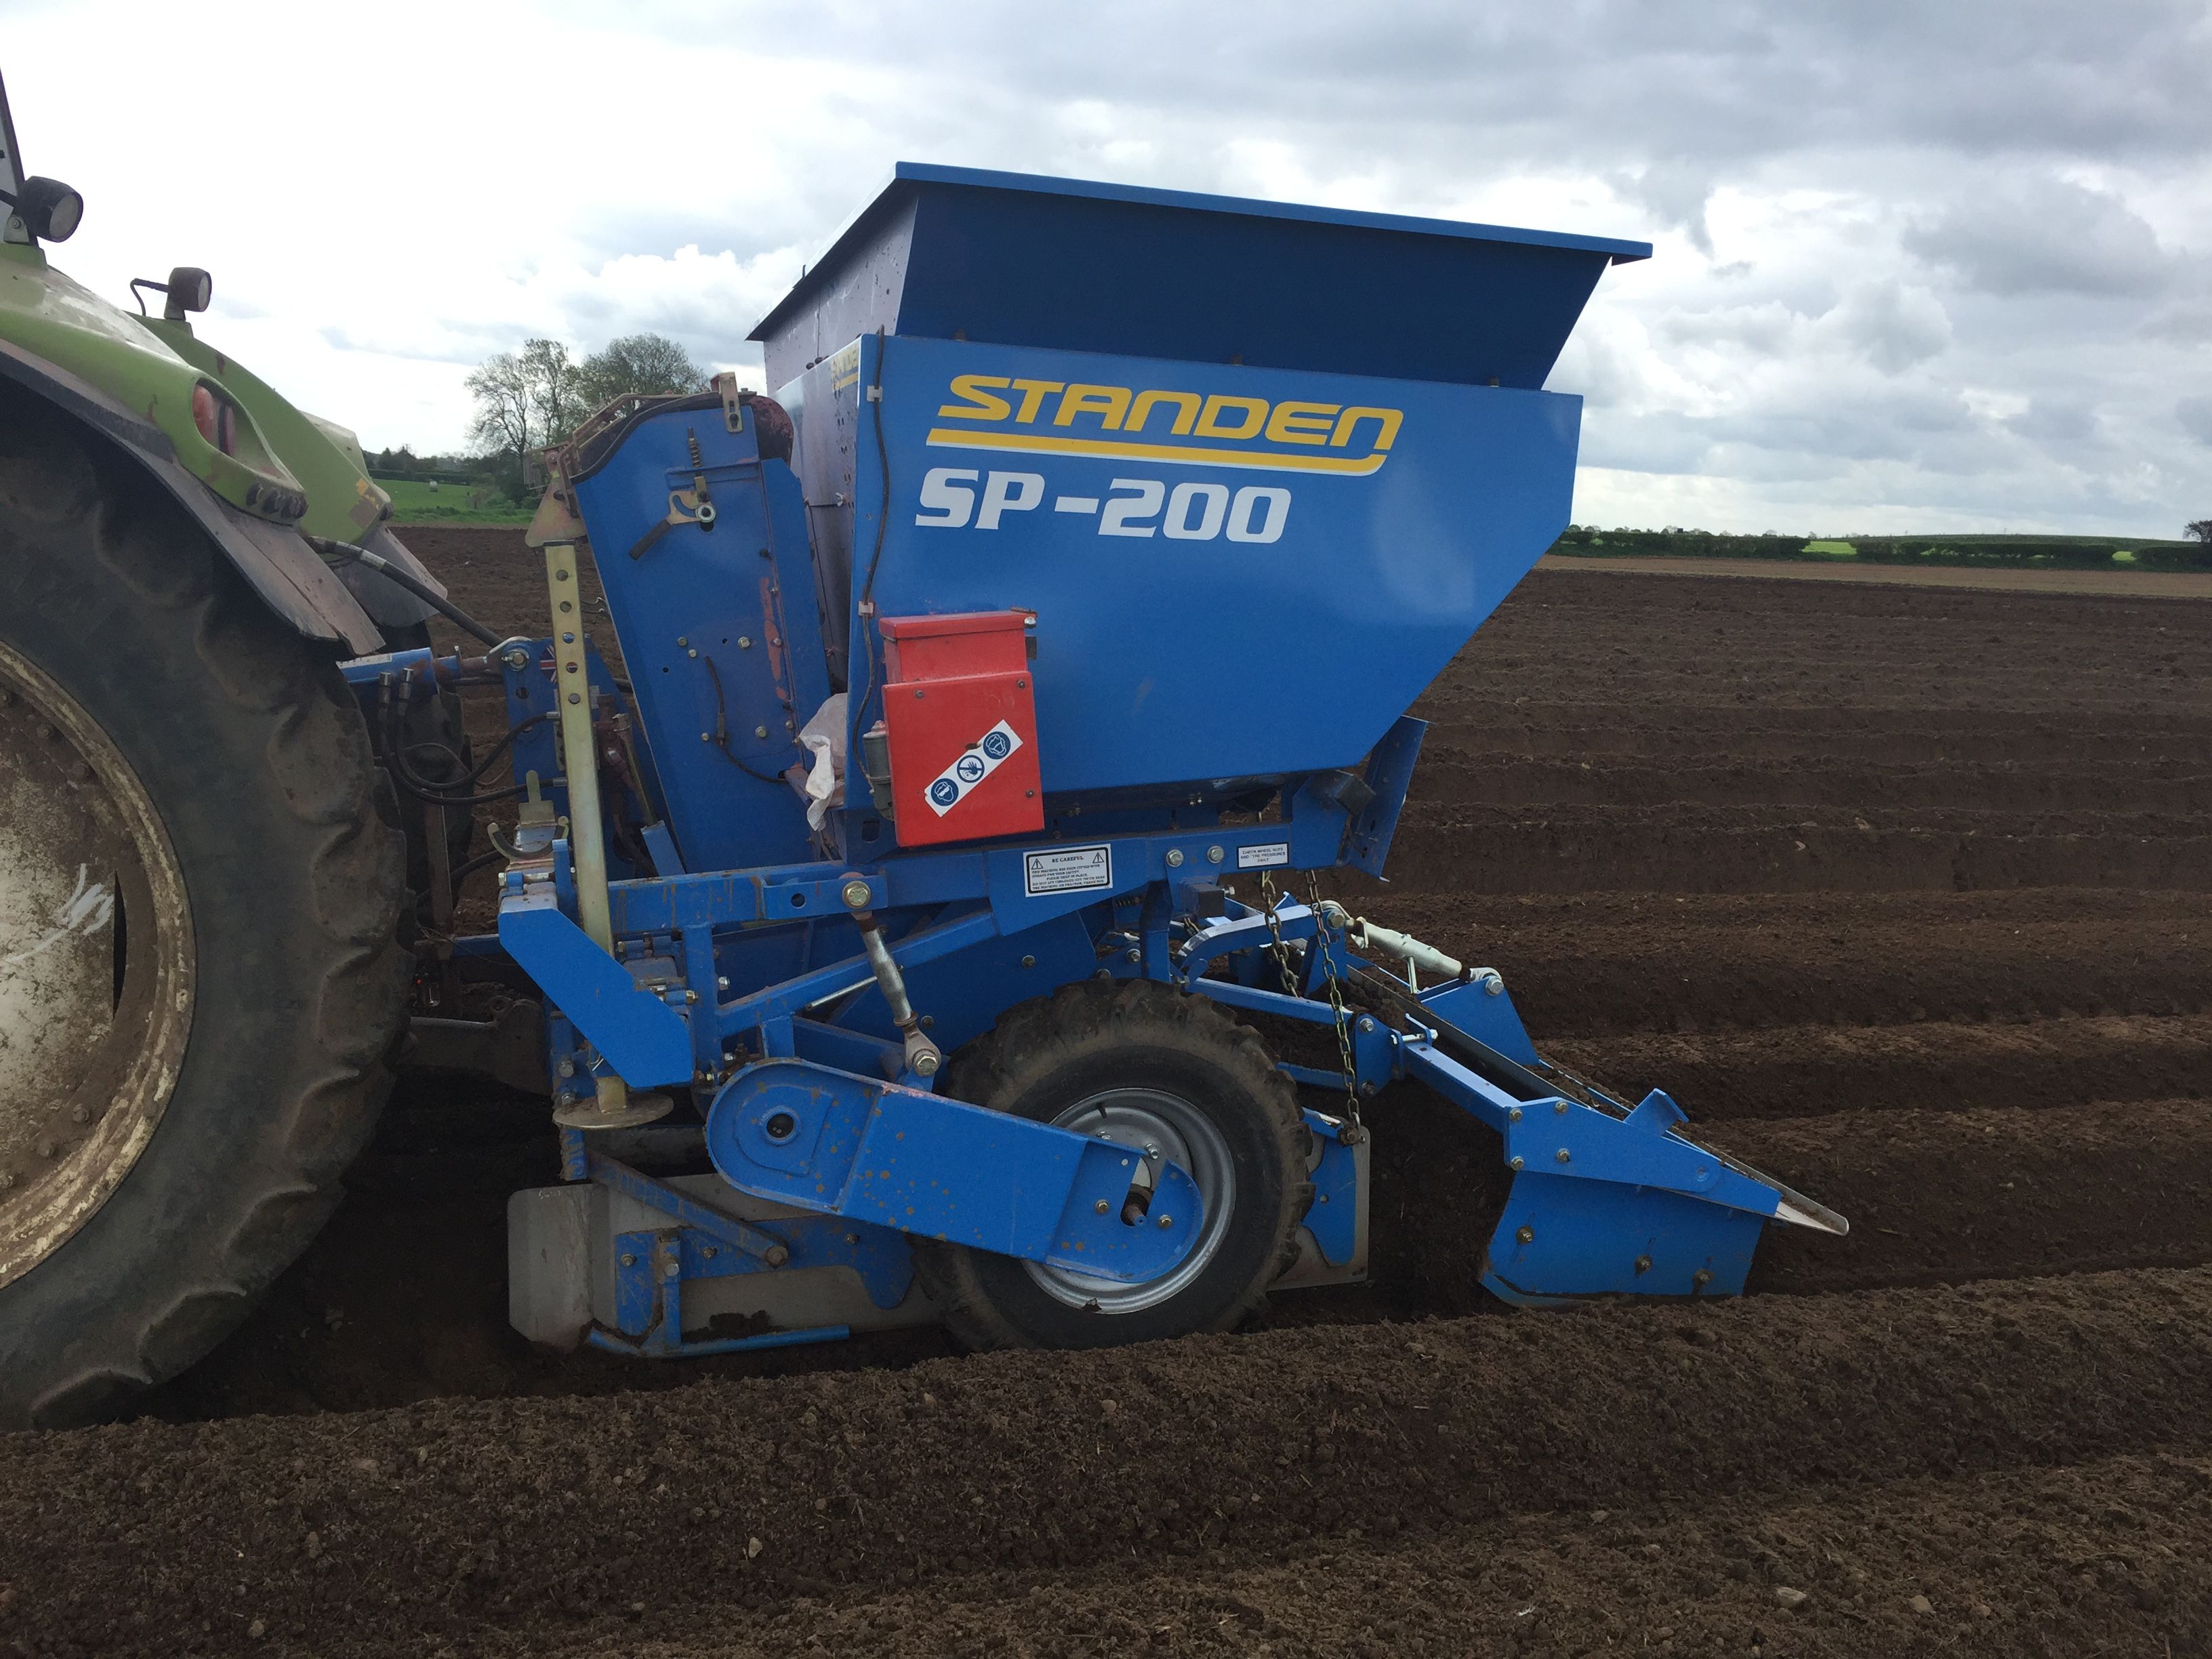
[1693, 1269, 1713, 1288]
[739, 636, 752, 649]
[1509, 1155, 1524, 1171]
[1156, 1214, 1173, 1228]
[687, 647, 699, 659]
[663, 1258, 681, 1279]
[1555, 1148, 1571, 1164]
[717, 976, 731, 991]
[844, 1233, 860, 1246]
[754, 724, 769, 739]
[1021, 954, 1036, 968]
[1483, 972, 1504, 997]
[785, 719, 796, 731]
[1357, 1015, 1376, 1033]
[1553, 1100, 1568, 1115]
[911, 1050, 941, 1077]
[1516, 1225, 1534, 1245]
[1094, 1199, 1110, 1214]
[684, 989, 699, 1004]
[504, 648, 529, 669]
[1165, 848, 1185, 868]
[1634, 1254, 1652, 1273]
[677, 636, 688, 647]
[1206, 845, 1225, 864]
[702, 1245, 718, 1260]
[619, 1253, 636, 1268]
[842, 879, 872, 909]
[568, 692, 582, 705]
[1125, 947, 1141, 963]
[1143, 1143, 1160, 1159]
[1507, 1106, 1523, 1122]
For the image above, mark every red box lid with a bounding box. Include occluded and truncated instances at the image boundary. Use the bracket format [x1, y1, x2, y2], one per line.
[876, 609, 1033, 640]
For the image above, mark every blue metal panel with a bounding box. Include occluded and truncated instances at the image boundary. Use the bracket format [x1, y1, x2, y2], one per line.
[566, 397, 827, 874]
[1420, 975, 1542, 1067]
[497, 884, 695, 1086]
[753, 162, 1647, 392]
[1300, 1113, 1362, 1268]
[848, 333, 1581, 796]
[704, 1058, 1204, 1280]
[1481, 1173, 1765, 1305]
[1345, 716, 1426, 876]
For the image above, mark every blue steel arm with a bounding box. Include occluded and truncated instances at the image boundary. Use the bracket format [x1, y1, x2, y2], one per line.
[704, 1058, 1203, 1281]
[498, 878, 695, 1086]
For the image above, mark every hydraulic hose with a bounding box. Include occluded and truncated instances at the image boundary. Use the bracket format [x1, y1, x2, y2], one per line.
[312, 536, 504, 647]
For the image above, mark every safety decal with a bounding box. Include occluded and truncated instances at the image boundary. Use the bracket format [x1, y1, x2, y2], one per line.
[1023, 844, 1112, 897]
[925, 719, 1025, 817]
[1237, 841, 1290, 869]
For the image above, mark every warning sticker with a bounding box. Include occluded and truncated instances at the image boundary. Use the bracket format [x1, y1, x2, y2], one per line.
[1023, 844, 1113, 897]
[924, 720, 1025, 817]
[1237, 841, 1290, 869]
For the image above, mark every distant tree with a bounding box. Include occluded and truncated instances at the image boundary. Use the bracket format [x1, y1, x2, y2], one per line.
[466, 351, 535, 495]
[577, 332, 708, 409]
[467, 338, 593, 496]
[2188, 519, 2212, 545]
[518, 337, 588, 446]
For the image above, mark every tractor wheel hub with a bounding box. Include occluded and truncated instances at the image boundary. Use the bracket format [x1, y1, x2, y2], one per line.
[0, 641, 192, 1290]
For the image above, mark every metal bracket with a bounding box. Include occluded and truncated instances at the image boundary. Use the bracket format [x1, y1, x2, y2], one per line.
[704, 1057, 1204, 1281]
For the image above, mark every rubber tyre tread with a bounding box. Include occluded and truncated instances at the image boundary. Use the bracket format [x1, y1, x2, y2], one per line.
[912, 979, 1313, 1351]
[0, 404, 409, 1430]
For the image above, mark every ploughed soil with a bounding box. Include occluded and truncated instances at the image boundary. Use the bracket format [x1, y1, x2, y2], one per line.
[6, 537, 2212, 1656]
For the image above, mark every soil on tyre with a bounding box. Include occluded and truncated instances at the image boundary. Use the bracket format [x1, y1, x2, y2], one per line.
[0, 405, 407, 1430]
[914, 979, 1313, 1349]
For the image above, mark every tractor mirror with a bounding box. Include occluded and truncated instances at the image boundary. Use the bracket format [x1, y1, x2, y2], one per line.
[164, 266, 211, 316]
[14, 176, 81, 242]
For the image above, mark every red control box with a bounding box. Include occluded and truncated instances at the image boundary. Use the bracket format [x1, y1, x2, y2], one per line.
[878, 611, 1043, 848]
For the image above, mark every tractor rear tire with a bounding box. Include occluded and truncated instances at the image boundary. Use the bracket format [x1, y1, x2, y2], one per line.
[913, 979, 1311, 1350]
[0, 415, 408, 1430]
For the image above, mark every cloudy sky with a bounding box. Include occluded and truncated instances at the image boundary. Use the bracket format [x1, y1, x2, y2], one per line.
[12, 1, 2209, 535]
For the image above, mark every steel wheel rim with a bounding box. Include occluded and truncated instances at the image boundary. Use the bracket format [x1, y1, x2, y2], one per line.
[0, 640, 193, 1289]
[1022, 1086, 1237, 1314]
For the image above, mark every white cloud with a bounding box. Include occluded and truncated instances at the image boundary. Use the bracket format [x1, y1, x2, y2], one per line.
[4, 0, 2207, 535]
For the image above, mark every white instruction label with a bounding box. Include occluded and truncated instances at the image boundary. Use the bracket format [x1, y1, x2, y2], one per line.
[924, 719, 1024, 817]
[1023, 844, 1113, 897]
[1237, 841, 1290, 869]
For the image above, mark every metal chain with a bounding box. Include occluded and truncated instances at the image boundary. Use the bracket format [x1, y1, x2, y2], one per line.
[1307, 872, 1364, 1127]
[1256, 869, 1364, 1127]
[1255, 869, 1301, 997]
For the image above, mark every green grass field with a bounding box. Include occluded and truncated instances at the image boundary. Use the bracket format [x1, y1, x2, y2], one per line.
[377, 477, 533, 525]
[1552, 528, 2204, 572]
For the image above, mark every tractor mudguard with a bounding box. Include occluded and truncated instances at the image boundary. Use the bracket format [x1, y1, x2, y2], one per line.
[0, 337, 394, 653]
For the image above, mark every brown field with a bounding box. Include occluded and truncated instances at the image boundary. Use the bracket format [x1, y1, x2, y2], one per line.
[5, 542, 2211, 1656]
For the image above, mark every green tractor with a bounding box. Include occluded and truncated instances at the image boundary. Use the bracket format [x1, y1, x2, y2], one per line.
[0, 71, 436, 1427]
